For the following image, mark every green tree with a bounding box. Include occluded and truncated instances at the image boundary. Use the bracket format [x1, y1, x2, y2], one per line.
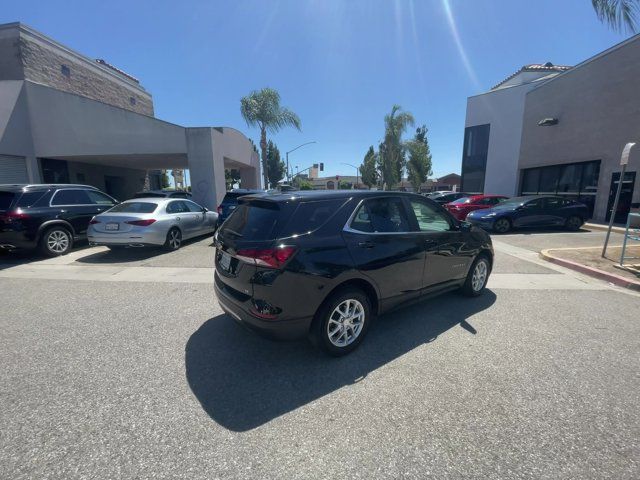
[225, 168, 241, 190]
[359, 146, 379, 189]
[266, 140, 285, 188]
[338, 180, 352, 190]
[298, 179, 313, 190]
[240, 88, 301, 188]
[161, 170, 170, 189]
[406, 125, 433, 193]
[591, 0, 639, 32]
[380, 105, 414, 189]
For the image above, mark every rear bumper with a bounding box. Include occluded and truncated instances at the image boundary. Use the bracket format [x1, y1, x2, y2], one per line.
[87, 231, 165, 246]
[214, 272, 313, 340]
[0, 230, 37, 250]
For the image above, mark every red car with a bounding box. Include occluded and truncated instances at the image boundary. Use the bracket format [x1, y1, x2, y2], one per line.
[444, 195, 509, 221]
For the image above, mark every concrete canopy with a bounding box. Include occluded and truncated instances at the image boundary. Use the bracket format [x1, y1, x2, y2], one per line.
[0, 80, 260, 209]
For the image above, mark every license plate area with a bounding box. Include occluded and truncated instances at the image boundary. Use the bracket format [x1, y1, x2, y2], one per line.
[219, 250, 232, 271]
[105, 222, 119, 231]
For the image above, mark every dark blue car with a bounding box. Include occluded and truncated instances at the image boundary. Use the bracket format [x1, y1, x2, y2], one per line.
[466, 196, 588, 233]
[216, 189, 265, 228]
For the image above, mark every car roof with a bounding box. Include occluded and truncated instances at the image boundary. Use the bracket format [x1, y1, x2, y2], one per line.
[0, 183, 99, 192]
[240, 189, 430, 203]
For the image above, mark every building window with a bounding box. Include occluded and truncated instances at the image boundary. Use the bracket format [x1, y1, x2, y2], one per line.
[129, 96, 136, 106]
[461, 124, 490, 193]
[519, 160, 601, 218]
[61, 64, 71, 77]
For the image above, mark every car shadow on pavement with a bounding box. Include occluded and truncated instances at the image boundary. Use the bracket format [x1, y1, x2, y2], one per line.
[185, 290, 496, 432]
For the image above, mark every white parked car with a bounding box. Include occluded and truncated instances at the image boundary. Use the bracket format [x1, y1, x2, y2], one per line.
[87, 198, 218, 250]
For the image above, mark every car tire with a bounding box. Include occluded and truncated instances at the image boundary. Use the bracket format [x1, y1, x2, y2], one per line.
[310, 288, 372, 356]
[565, 215, 583, 231]
[461, 254, 491, 297]
[164, 227, 182, 251]
[492, 217, 511, 234]
[39, 226, 73, 257]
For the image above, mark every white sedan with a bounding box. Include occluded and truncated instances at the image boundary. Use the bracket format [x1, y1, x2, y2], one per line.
[87, 198, 218, 250]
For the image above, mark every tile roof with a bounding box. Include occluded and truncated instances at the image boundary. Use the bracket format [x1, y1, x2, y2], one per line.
[492, 62, 572, 90]
[95, 58, 140, 84]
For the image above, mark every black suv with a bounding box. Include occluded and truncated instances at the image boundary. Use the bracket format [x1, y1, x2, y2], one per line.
[214, 191, 493, 356]
[0, 184, 117, 256]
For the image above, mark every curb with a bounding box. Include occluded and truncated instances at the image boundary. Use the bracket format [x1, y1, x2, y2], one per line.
[539, 249, 640, 291]
[584, 222, 626, 234]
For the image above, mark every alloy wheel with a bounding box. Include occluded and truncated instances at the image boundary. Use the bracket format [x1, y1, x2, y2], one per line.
[494, 218, 510, 233]
[169, 229, 182, 249]
[326, 299, 365, 347]
[47, 230, 70, 253]
[472, 259, 488, 292]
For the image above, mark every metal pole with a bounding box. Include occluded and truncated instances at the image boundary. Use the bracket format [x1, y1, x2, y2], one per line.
[602, 164, 626, 258]
[286, 151, 289, 182]
[602, 142, 635, 258]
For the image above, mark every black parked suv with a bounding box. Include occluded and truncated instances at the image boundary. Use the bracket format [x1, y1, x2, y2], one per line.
[0, 184, 117, 256]
[214, 190, 493, 356]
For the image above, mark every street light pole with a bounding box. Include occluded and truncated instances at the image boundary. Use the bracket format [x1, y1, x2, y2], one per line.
[341, 162, 360, 189]
[286, 141, 317, 182]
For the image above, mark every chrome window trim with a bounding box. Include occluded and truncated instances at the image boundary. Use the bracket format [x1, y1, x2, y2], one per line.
[49, 188, 116, 208]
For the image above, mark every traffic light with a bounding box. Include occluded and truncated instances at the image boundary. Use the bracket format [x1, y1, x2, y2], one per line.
[319, 163, 324, 171]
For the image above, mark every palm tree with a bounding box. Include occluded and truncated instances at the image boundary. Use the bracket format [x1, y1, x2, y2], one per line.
[380, 105, 414, 189]
[240, 88, 301, 188]
[591, 0, 639, 32]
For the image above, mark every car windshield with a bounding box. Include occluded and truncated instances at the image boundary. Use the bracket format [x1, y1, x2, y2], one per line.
[451, 197, 472, 205]
[108, 202, 158, 213]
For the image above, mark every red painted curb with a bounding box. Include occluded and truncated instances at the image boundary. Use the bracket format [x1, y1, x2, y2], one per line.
[539, 250, 640, 291]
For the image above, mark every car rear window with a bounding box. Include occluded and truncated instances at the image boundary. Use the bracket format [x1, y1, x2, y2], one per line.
[0, 192, 16, 210]
[279, 199, 347, 237]
[222, 200, 281, 240]
[133, 192, 165, 198]
[108, 202, 158, 213]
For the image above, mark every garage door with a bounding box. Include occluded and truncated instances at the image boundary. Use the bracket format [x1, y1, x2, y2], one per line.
[0, 155, 28, 183]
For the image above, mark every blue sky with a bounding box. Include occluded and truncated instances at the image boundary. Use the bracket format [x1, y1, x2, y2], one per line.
[1, 0, 632, 179]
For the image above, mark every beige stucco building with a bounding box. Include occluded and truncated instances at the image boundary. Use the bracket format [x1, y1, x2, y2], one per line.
[0, 22, 260, 209]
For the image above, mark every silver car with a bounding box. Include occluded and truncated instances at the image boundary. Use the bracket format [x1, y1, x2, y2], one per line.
[87, 198, 218, 250]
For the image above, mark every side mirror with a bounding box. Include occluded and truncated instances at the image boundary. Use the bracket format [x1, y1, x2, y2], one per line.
[202, 207, 208, 212]
[459, 221, 472, 232]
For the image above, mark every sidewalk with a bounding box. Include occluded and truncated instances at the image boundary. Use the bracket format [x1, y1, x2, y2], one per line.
[540, 245, 640, 291]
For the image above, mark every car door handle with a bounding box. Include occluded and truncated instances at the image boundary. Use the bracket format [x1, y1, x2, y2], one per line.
[358, 241, 375, 249]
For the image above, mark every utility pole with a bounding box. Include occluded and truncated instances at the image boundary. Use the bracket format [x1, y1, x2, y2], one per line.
[286, 141, 317, 182]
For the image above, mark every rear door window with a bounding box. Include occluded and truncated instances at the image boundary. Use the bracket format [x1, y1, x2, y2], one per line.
[349, 197, 412, 233]
[279, 199, 346, 237]
[166, 201, 189, 214]
[51, 189, 91, 205]
[223, 201, 281, 240]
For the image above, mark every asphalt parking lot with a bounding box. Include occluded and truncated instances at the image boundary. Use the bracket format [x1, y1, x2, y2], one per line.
[1, 229, 638, 479]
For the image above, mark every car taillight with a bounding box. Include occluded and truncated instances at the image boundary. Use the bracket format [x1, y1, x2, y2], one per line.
[89, 218, 100, 224]
[0, 210, 30, 222]
[217, 205, 223, 215]
[236, 246, 296, 269]
[125, 219, 156, 227]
